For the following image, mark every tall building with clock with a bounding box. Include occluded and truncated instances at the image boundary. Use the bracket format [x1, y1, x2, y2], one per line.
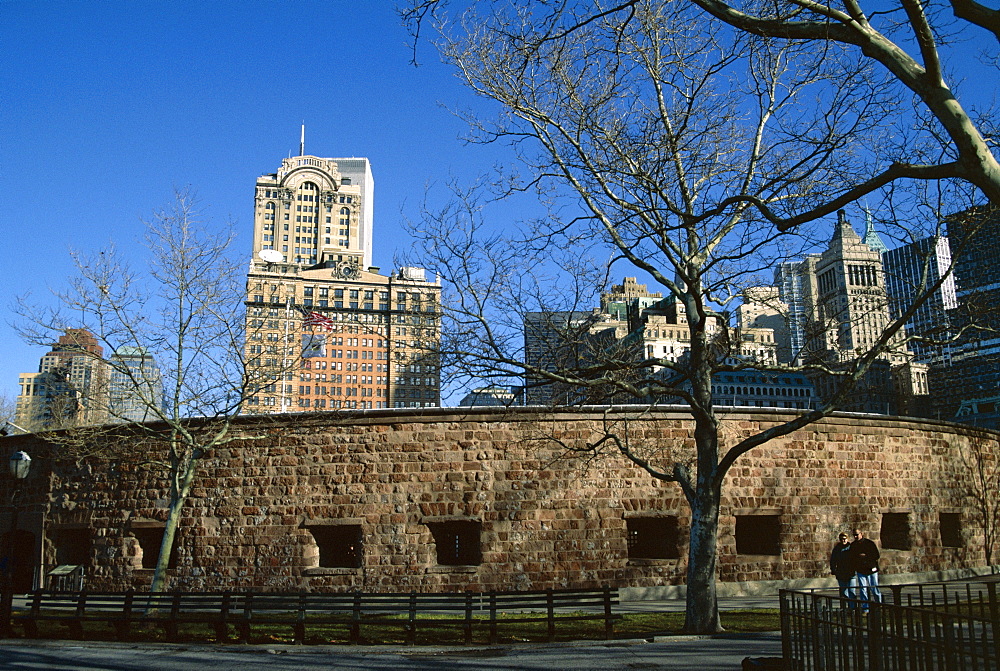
[244, 142, 441, 414]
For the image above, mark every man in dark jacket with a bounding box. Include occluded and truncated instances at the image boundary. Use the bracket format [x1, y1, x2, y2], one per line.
[830, 533, 856, 602]
[849, 528, 881, 611]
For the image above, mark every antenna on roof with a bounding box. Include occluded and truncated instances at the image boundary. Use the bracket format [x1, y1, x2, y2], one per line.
[300, 122, 305, 156]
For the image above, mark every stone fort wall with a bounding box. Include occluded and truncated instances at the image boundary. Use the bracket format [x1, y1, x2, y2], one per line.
[3, 406, 995, 593]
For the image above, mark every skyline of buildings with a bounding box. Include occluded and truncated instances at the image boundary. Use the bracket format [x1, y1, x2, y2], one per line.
[517, 210, 941, 415]
[14, 330, 164, 431]
[7, 146, 999, 428]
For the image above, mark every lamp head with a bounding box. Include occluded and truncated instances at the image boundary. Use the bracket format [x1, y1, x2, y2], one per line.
[9, 451, 30, 480]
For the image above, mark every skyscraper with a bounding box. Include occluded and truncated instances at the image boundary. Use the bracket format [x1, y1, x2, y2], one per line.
[882, 235, 957, 365]
[522, 310, 608, 406]
[805, 211, 901, 361]
[796, 211, 925, 414]
[774, 255, 819, 365]
[244, 147, 441, 413]
[108, 347, 163, 423]
[930, 206, 1000, 426]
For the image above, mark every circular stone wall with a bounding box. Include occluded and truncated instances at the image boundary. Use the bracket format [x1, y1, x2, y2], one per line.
[4, 406, 996, 593]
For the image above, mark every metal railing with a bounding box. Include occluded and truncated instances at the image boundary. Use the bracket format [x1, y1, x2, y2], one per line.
[781, 577, 1000, 671]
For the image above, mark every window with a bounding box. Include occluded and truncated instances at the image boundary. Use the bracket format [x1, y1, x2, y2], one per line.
[881, 512, 912, 550]
[307, 525, 363, 568]
[939, 512, 963, 548]
[131, 526, 178, 569]
[427, 520, 482, 566]
[52, 528, 91, 566]
[735, 515, 781, 555]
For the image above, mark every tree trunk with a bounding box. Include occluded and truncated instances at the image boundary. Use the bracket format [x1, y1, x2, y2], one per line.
[684, 485, 723, 633]
[149, 492, 186, 594]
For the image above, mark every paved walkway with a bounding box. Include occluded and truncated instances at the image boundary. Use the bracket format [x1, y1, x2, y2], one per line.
[0, 633, 783, 670]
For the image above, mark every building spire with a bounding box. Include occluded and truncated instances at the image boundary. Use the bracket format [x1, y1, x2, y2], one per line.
[830, 209, 859, 245]
[862, 205, 888, 254]
[299, 123, 305, 156]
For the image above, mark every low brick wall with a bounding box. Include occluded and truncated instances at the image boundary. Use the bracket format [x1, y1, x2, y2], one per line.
[2, 406, 994, 593]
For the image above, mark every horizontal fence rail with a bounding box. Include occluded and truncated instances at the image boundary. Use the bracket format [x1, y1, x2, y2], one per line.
[781, 577, 1000, 671]
[1, 586, 620, 645]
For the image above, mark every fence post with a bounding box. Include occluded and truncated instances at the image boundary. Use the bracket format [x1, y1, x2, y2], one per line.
[779, 591, 793, 669]
[988, 581, 999, 669]
[602, 587, 613, 640]
[215, 591, 230, 643]
[488, 592, 497, 645]
[867, 598, 883, 671]
[941, 610, 958, 671]
[464, 592, 473, 646]
[546, 589, 554, 643]
[809, 594, 826, 671]
[0, 584, 11, 639]
[896, 585, 909, 669]
[118, 589, 134, 641]
[241, 592, 253, 645]
[407, 592, 416, 646]
[350, 592, 361, 644]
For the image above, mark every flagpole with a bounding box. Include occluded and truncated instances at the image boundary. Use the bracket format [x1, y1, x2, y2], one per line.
[281, 293, 292, 410]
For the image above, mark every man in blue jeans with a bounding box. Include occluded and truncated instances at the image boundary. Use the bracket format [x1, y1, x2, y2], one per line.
[849, 528, 881, 611]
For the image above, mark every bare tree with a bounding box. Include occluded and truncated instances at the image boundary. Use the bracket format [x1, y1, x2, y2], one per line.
[958, 435, 1000, 565]
[0, 393, 15, 433]
[688, 0, 1000, 206]
[406, 0, 1000, 213]
[14, 189, 274, 592]
[401, 0, 986, 633]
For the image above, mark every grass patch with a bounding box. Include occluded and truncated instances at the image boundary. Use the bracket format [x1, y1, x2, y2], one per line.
[622, 609, 781, 637]
[12, 609, 781, 645]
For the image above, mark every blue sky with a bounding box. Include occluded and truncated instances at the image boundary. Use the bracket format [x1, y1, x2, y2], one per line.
[2, 2, 997, 407]
[0, 1, 510, 402]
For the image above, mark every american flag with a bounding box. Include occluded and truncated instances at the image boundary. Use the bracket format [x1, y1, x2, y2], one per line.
[299, 308, 336, 331]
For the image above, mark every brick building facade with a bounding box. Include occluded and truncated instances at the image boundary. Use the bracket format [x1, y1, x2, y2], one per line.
[0, 407, 994, 594]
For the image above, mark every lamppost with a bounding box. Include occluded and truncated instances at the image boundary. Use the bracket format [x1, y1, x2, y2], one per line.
[1, 450, 31, 637]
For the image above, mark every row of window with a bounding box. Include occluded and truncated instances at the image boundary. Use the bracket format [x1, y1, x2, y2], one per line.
[395, 389, 438, 398]
[302, 363, 386, 373]
[395, 377, 438, 387]
[299, 388, 380, 402]
[261, 223, 347, 236]
[715, 386, 811, 398]
[300, 375, 386, 389]
[248, 313, 395, 328]
[732, 511, 961, 556]
[264, 300, 436, 314]
[51, 510, 961, 575]
[306, 300, 380, 310]
[260, 188, 354, 204]
[303, 349, 382, 360]
[303, 288, 384, 300]
[302, 511, 963, 569]
[244, 397, 385, 409]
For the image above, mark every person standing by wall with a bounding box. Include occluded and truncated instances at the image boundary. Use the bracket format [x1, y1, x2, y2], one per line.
[849, 528, 881, 611]
[830, 532, 856, 604]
